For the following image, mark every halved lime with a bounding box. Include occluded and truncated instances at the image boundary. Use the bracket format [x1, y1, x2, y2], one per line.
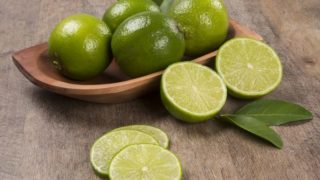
[109, 144, 182, 180]
[216, 38, 283, 98]
[112, 125, 169, 148]
[161, 62, 227, 123]
[90, 130, 158, 177]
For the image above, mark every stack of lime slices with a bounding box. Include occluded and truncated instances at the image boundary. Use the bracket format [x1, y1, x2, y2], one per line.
[90, 125, 182, 179]
[160, 38, 282, 123]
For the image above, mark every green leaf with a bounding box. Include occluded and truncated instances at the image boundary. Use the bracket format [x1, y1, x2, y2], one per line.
[236, 99, 313, 126]
[220, 115, 283, 149]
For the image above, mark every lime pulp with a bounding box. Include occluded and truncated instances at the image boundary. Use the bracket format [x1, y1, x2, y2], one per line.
[109, 144, 182, 180]
[112, 125, 170, 148]
[90, 130, 158, 177]
[161, 62, 227, 123]
[216, 38, 282, 98]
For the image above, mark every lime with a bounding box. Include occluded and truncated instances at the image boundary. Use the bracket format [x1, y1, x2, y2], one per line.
[90, 130, 158, 177]
[109, 144, 182, 180]
[112, 125, 169, 148]
[216, 38, 283, 98]
[117, 0, 163, 5]
[152, 0, 163, 5]
[103, 0, 160, 32]
[49, 13, 112, 80]
[112, 12, 185, 77]
[160, 0, 174, 13]
[167, 0, 229, 56]
[161, 62, 227, 123]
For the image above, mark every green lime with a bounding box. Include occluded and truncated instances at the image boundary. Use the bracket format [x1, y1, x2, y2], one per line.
[90, 130, 158, 177]
[117, 0, 163, 5]
[167, 0, 229, 56]
[161, 62, 227, 123]
[49, 13, 112, 80]
[216, 38, 283, 99]
[109, 144, 182, 180]
[152, 0, 163, 5]
[103, 0, 160, 32]
[112, 12, 185, 77]
[160, 0, 174, 14]
[112, 125, 169, 148]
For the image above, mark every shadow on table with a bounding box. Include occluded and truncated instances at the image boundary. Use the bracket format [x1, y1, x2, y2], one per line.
[26, 87, 256, 131]
[26, 88, 169, 128]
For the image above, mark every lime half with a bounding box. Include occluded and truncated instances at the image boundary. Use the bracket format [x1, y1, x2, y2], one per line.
[112, 125, 170, 148]
[90, 130, 158, 177]
[161, 62, 227, 123]
[109, 144, 182, 180]
[216, 38, 282, 98]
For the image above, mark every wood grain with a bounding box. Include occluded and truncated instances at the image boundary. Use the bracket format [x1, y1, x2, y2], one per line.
[0, 0, 319, 179]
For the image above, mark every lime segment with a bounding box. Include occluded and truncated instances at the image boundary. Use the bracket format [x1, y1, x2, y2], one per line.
[216, 38, 282, 98]
[112, 125, 170, 148]
[109, 144, 182, 180]
[90, 130, 158, 176]
[161, 62, 227, 123]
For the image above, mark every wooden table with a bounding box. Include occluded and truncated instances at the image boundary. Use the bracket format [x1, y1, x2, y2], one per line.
[1, 0, 319, 179]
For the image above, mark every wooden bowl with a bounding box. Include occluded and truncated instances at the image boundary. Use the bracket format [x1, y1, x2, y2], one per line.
[12, 19, 262, 103]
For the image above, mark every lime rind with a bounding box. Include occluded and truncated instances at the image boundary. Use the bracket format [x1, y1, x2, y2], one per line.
[111, 125, 170, 148]
[216, 38, 283, 98]
[161, 62, 227, 122]
[90, 129, 159, 177]
[109, 144, 183, 180]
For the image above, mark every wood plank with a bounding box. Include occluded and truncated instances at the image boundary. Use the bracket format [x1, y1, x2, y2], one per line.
[0, 0, 319, 179]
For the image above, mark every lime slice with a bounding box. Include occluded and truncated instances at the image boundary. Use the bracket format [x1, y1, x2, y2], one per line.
[90, 130, 158, 177]
[216, 38, 282, 98]
[161, 62, 227, 123]
[109, 144, 182, 180]
[112, 125, 169, 148]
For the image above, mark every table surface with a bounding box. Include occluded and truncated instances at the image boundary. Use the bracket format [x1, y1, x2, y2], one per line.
[1, 0, 320, 179]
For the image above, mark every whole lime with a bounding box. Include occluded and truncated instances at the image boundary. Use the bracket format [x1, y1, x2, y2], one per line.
[112, 12, 185, 77]
[167, 0, 229, 56]
[48, 14, 112, 80]
[103, 0, 160, 32]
